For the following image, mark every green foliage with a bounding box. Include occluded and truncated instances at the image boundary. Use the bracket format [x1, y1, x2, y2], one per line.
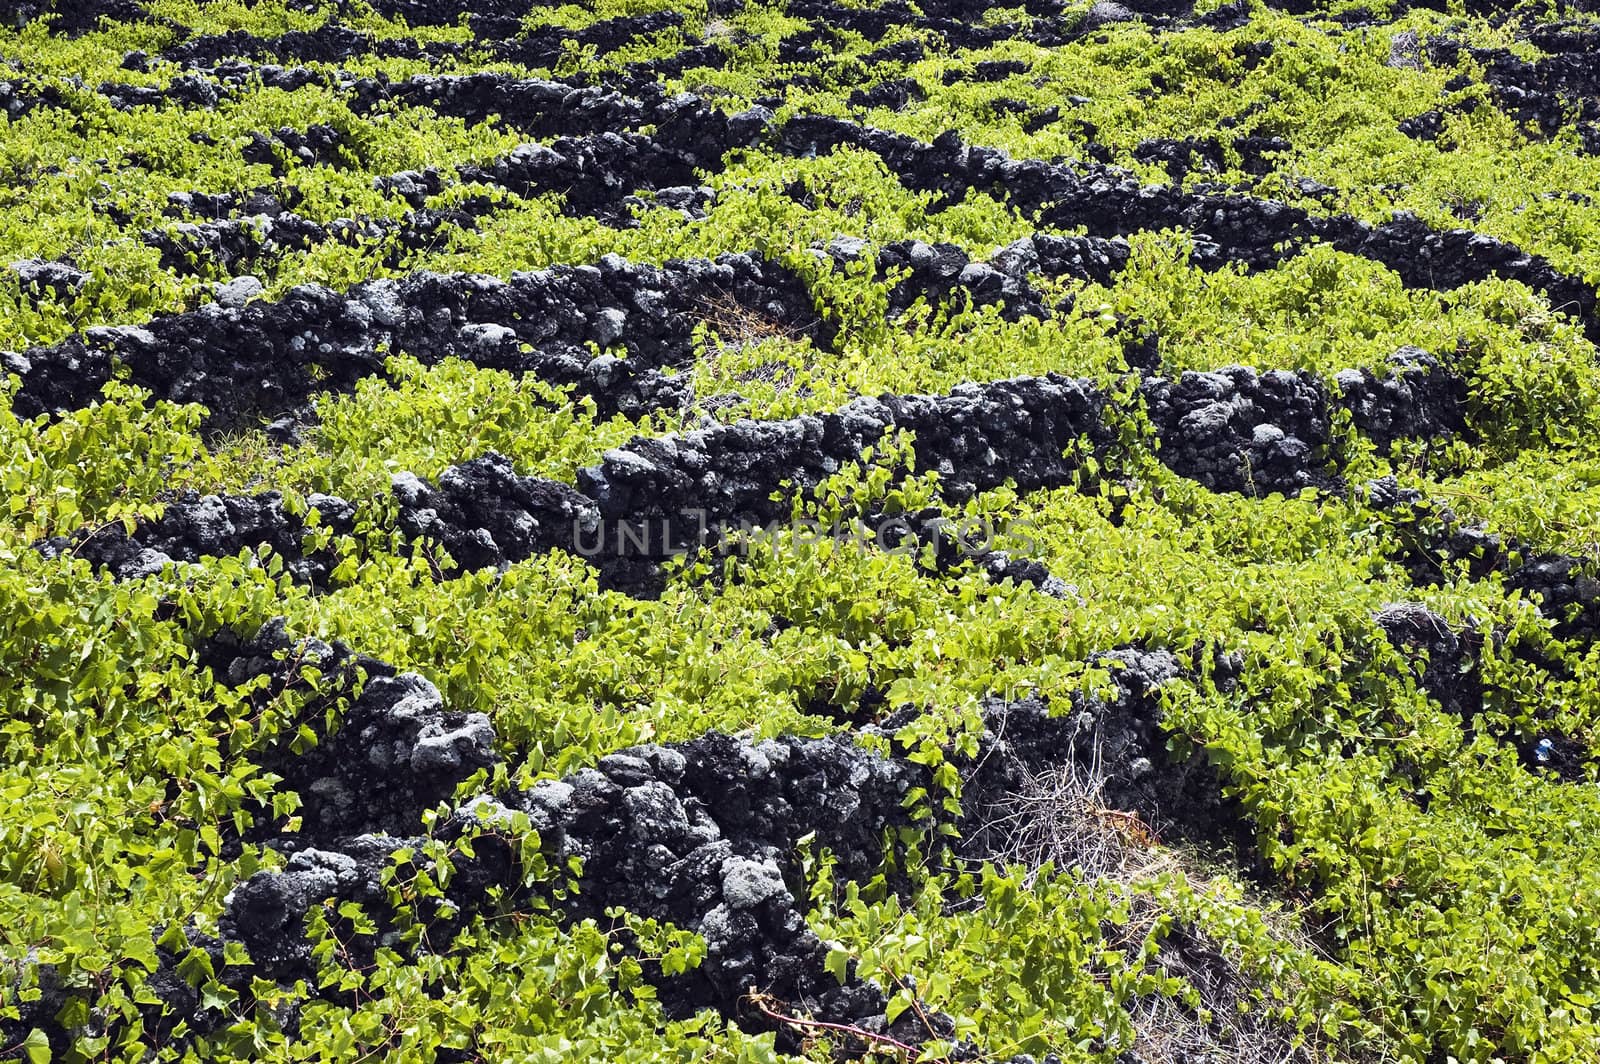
[0, 380, 208, 539]
[6, 0, 1600, 1061]
[813, 862, 1369, 1061]
[198, 356, 658, 500]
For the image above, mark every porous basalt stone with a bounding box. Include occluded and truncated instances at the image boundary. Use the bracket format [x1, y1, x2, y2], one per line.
[1334, 346, 1469, 448]
[10, 259, 88, 302]
[774, 118, 1599, 340]
[202, 619, 495, 842]
[6, 252, 820, 425]
[205, 640, 1235, 1048]
[47, 350, 1473, 599]
[4, 0, 148, 35]
[35, 490, 354, 584]
[1140, 366, 1336, 496]
[391, 452, 601, 574]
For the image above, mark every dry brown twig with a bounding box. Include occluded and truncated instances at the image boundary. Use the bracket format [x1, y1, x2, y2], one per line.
[745, 989, 920, 1061]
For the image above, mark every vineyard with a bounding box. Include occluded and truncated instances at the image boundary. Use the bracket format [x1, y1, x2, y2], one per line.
[3, 0, 1600, 1060]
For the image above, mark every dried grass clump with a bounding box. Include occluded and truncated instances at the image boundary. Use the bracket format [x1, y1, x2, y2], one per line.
[693, 286, 814, 349]
[962, 744, 1336, 1064]
[962, 745, 1172, 887]
[691, 287, 815, 411]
